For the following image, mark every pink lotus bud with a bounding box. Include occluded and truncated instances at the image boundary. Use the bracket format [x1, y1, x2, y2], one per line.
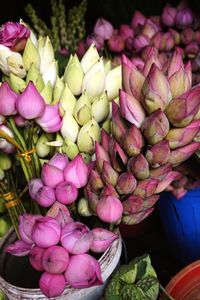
[36, 186, 56, 207]
[36, 104, 62, 133]
[142, 109, 170, 145]
[6, 240, 32, 256]
[85, 184, 99, 212]
[149, 164, 172, 180]
[55, 181, 78, 205]
[90, 228, 118, 253]
[0, 82, 17, 116]
[116, 172, 137, 195]
[151, 32, 166, 51]
[163, 32, 175, 51]
[145, 140, 170, 168]
[142, 20, 159, 39]
[112, 101, 127, 142]
[122, 124, 144, 156]
[180, 28, 194, 45]
[42, 245, 69, 274]
[168, 67, 186, 99]
[89, 169, 104, 191]
[143, 47, 162, 77]
[123, 195, 143, 214]
[61, 222, 93, 254]
[101, 129, 110, 152]
[175, 8, 193, 29]
[96, 195, 123, 223]
[121, 54, 133, 95]
[158, 52, 168, 68]
[39, 272, 66, 298]
[131, 57, 144, 71]
[168, 47, 184, 77]
[133, 178, 159, 198]
[48, 153, 69, 171]
[161, 5, 177, 27]
[168, 142, 200, 165]
[169, 28, 180, 45]
[120, 24, 134, 40]
[185, 42, 199, 59]
[86, 34, 104, 50]
[100, 184, 119, 198]
[165, 85, 200, 127]
[131, 10, 146, 29]
[94, 18, 114, 40]
[29, 246, 45, 271]
[14, 115, 28, 127]
[119, 90, 146, 127]
[19, 214, 40, 244]
[28, 178, 44, 199]
[32, 216, 61, 248]
[16, 82, 45, 119]
[142, 64, 172, 114]
[132, 34, 150, 52]
[143, 195, 160, 209]
[46, 201, 73, 228]
[95, 142, 111, 172]
[41, 163, 64, 188]
[65, 253, 103, 288]
[155, 171, 181, 193]
[64, 154, 89, 188]
[109, 139, 128, 172]
[102, 161, 119, 186]
[166, 119, 200, 149]
[122, 208, 154, 225]
[108, 30, 125, 53]
[128, 154, 149, 180]
[129, 64, 145, 100]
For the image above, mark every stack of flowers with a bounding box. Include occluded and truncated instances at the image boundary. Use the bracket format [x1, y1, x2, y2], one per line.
[79, 3, 200, 85]
[84, 46, 200, 225]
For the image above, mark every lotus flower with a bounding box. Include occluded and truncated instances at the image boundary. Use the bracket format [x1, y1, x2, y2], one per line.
[36, 186, 56, 207]
[64, 254, 103, 288]
[42, 245, 69, 274]
[19, 214, 40, 244]
[36, 103, 62, 133]
[175, 8, 193, 29]
[46, 202, 73, 228]
[32, 216, 61, 248]
[55, 181, 78, 205]
[41, 163, 64, 188]
[29, 246, 45, 271]
[131, 10, 146, 29]
[96, 195, 123, 223]
[6, 240, 32, 256]
[161, 5, 177, 27]
[0, 82, 17, 116]
[48, 153, 68, 171]
[39, 272, 66, 298]
[90, 228, 118, 253]
[94, 18, 114, 40]
[61, 222, 93, 254]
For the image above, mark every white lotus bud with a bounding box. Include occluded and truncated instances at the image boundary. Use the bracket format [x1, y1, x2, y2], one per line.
[73, 92, 92, 125]
[53, 76, 64, 102]
[23, 38, 40, 70]
[61, 111, 79, 142]
[40, 82, 53, 104]
[81, 43, 100, 73]
[42, 60, 57, 87]
[59, 83, 76, 115]
[77, 119, 100, 154]
[38, 36, 54, 74]
[92, 92, 109, 123]
[105, 65, 122, 101]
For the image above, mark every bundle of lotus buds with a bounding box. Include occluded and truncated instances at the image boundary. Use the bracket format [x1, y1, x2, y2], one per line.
[84, 46, 200, 225]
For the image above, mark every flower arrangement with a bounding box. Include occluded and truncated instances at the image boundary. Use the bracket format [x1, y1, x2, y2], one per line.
[0, 14, 199, 299]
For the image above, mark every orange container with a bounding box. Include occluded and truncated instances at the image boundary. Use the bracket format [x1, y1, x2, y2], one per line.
[165, 260, 200, 299]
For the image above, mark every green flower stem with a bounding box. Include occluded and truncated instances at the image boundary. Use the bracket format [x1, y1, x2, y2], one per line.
[8, 117, 26, 151]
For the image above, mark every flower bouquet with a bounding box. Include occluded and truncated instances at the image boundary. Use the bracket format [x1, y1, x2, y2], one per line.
[0, 16, 199, 300]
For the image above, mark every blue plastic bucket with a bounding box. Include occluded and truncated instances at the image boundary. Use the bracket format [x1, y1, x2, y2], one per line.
[159, 187, 200, 265]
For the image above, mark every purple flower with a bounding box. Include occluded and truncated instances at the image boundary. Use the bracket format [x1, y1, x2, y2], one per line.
[36, 103, 62, 133]
[108, 30, 125, 53]
[94, 18, 114, 40]
[0, 21, 30, 51]
[6, 240, 32, 256]
[39, 273, 66, 298]
[64, 254, 103, 288]
[90, 228, 118, 253]
[42, 245, 69, 274]
[175, 8, 194, 29]
[19, 214, 40, 244]
[0, 82, 17, 116]
[29, 246, 45, 271]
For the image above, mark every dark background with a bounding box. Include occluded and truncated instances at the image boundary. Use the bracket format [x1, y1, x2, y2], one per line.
[1, 0, 200, 32]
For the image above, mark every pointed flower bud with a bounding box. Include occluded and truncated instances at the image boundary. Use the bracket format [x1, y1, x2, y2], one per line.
[133, 178, 159, 198]
[55, 181, 78, 205]
[36, 103, 62, 133]
[0, 82, 17, 115]
[122, 208, 154, 225]
[94, 18, 114, 40]
[62, 137, 79, 160]
[53, 76, 64, 102]
[121, 54, 133, 95]
[38, 36, 54, 74]
[91, 228, 118, 253]
[92, 92, 109, 123]
[64, 154, 89, 188]
[35, 133, 50, 158]
[74, 92, 92, 125]
[116, 172, 137, 195]
[105, 65, 122, 101]
[142, 64, 172, 114]
[123, 124, 144, 156]
[89, 169, 104, 191]
[19, 214, 40, 244]
[78, 197, 93, 217]
[132, 34, 150, 52]
[168, 142, 200, 165]
[16, 82, 45, 119]
[149, 164, 172, 180]
[131, 10, 146, 29]
[26, 63, 44, 92]
[161, 5, 177, 27]
[108, 31, 125, 53]
[119, 90, 145, 127]
[39, 273, 66, 298]
[36, 186, 56, 207]
[6, 240, 32, 256]
[142, 109, 169, 145]
[165, 85, 200, 127]
[145, 140, 170, 168]
[109, 139, 128, 172]
[64, 54, 84, 95]
[95, 142, 111, 172]
[61, 111, 79, 142]
[129, 64, 145, 100]
[128, 154, 149, 180]
[111, 101, 127, 143]
[123, 195, 144, 214]
[23, 38, 40, 70]
[143, 47, 162, 77]
[175, 8, 193, 29]
[9, 73, 26, 93]
[77, 119, 100, 154]
[142, 20, 159, 39]
[81, 43, 100, 74]
[155, 171, 180, 193]
[102, 161, 119, 186]
[96, 195, 123, 223]
[101, 128, 110, 152]
[82, 58, 105, 99]
[48, 153, 68, 171]
[42, 60, 57, 88]
[61, 222, 93, 254]
[65, 254, 103, 288]
[47, 202, 73, 228]
[41, 163, 64, 188]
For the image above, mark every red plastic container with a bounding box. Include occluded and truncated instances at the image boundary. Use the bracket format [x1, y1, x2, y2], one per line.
[166, 260, 200, 299]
